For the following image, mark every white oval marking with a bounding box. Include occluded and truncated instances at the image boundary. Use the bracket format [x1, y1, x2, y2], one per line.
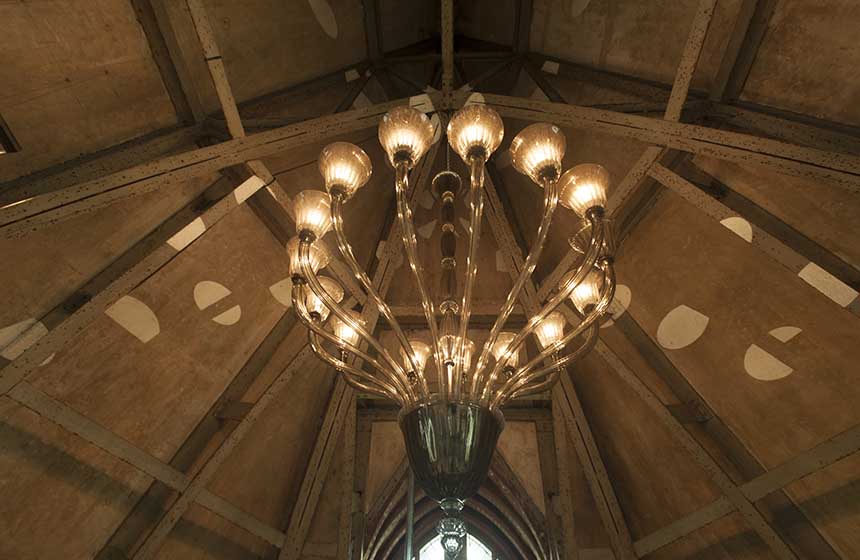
[744, 344, 793, 381]
[656, 305, 709, 349]
[104, 295, 160, 343]
[194, 281, 241, 326]
[307, 0, 338, 38]
[212, 306, 242, 326]
[601, 284, 632, 328]
[269, 278, 294, 308]
[167, 217, 206, 251]
[0, 318, 48, 360]
[797, 262, 859, 307]
[769, 326, 801, 343]
[719, 217, 753, 243]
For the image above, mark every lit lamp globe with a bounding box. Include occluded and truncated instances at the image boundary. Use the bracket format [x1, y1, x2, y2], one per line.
[400, 339, 432, 375]
[331, 310, 364, 348]
[294, 190, 333, 240]
[566, 268, 605, 313]
[304, 276, 344, 321]
[509, 123, 566, 184]
[318, 142, 372, 199]
[440, 334, 476, 371]
[535, 311, 566, 349]
[490, 331, 522, 370]
[447, 104, 504, 163]
[378, 106, 435, 168]
[559, 163, 610, 217]
[287, 236, 330, 279]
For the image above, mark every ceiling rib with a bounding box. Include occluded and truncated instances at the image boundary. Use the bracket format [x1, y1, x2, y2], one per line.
[441, 0, 455, 101]
[664, 0, 717, 121]
[714, 0, 780, 102]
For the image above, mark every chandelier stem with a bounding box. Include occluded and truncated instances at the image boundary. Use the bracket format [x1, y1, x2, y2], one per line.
[471, 175, 559, 399]
[486, 214, 606, 407]
[330, 195, 430, 400]
[292, 284, 407, 405]
[452, 156, 486, 400]
[395, 162, 446, 401]
[298, 240, 417, 405]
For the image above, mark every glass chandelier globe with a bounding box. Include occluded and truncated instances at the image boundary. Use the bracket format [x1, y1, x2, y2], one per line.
[559, 163, 610, 217]
[287, 236, 330, 278]
[509, 122, 566, 184]
[293, 190, 333, 239]
[318, 142, 373, 199]
[378, 105, 435, 168]
[446, 104, 504, 163]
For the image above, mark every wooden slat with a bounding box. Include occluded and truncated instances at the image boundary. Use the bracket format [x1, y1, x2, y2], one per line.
[664, 0, 717, 121]
[716, 0, 779, 101]
[440, 0, 455, 99]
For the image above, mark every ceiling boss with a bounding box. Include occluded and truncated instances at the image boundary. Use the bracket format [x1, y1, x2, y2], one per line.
[288, 102, 615, 557]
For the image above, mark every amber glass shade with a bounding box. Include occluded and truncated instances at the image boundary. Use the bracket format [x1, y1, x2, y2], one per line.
[490, 331, 521, 368]
[565, 267, 604, 313]
[294, 190, 332, 238]
[559, 163, 609, 216]
[305, 276, 344, 320]
[534, 311, 566, 349]
[401, 339, 432, 374]
[318, 142, 372, 198]
[510, 123, 566, 184]
[447, 104, 504, 162]
[378, 106, 435, 168]
[441, 335, 475, 371]
[287, 236, 330, 276]
[331, 310, 364, 347]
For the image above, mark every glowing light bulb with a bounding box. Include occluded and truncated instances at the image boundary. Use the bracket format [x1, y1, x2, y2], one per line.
[287, 236, 330, 276]
[378, 106, 435, 168]
[331, 310, 364, 347]
[440, 335, 476, 371]
[304, 276, 344, 320]
[567, 268, 604, 313]
[559, 163, 609, 216]
[318, 142, 372, 198]
[534, 312, 566, 349]
[294, 190, 332, 239]
[509, 123, 566, 184]
[490, 331, 521, 368]
[447, 104, 504, 162]
[401, 339, 432, 374]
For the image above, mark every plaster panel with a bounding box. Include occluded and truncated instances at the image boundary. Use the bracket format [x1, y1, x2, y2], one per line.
[496, 421, 546, 514]
[456, 0, 517, 47]
[366, 421, 406, 509]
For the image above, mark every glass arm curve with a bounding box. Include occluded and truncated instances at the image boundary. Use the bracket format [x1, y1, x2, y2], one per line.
[297, 241, 416, 402]
[394, 163, 446, 394]
[454, 157, 485, 398]
[330, 195, 430, 400]
[471, 176, 558, 397]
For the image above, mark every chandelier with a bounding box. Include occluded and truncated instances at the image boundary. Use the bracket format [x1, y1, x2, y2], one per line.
[288, 103, 615, 556]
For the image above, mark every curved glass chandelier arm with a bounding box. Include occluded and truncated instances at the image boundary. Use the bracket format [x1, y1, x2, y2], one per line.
[453, 157, 486, 398]
[307, 331, 403, 404]
[470, 176, 559, 397]
[481, 214, 606, 391]
[330, 195, 430, 400]
[506, 323, 600, 401]
[394, 162, 446, 392]
[493, 263, 615, 406]
[298, 240, 417, 403]
[291, 283, 411, 403]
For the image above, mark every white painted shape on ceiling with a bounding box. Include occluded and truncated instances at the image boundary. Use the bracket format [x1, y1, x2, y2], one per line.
[744, 344, 793, 381]
[719, 216, 753, 243]
[212, 306, 242, 326]
[233, 175, 266, 205]
[194, 280, 232, 311]
[410, 93, 434, 113]
[344, 68, 360, 82]
[167, 217, 206, 251]
[797, 262, 858, 307]
[769, 326, 802, 343]
[530, 87, 550, 101]
[656, 304, 709, 349]
[0, 318, 48, 360]
[104, 295, 160, 343]
[465, 92, 485, 105]
[541, 60, 560, 75]
[417, 219, 437, 239]
[270, 278, 294, 308]
[602, 284, 632, 328]
[307, 0, 338, 38]
[352, 92, 373, 109]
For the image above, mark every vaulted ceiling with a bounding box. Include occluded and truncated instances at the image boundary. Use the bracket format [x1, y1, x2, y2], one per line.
[0, 1, 859, 560]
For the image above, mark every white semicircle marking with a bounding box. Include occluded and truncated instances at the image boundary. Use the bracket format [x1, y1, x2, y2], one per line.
[0, 318, 49, 360]
[212, 305, 242, 326]
[719, 217, 753, 243]
[602, 285, 632, 328]
[104, 295, 160, 343]
[656, 304, 709, 349]
[308, 0, 338, 38]
[744, 344, 793, 381]
[769, 326, 801, 343]
[194, 281, 232, 311]
[465, 92, 485, 106]
[269, 278, 294, 308]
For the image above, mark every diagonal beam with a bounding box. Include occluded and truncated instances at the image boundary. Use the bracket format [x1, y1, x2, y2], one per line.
[441, 0, 455, 101]
[649, 162, 860, 314]
[514, 0, 534, 54]
[664, 0, 717, 121]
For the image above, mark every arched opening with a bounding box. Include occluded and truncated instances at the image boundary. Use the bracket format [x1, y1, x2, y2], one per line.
[419, 533, 494, 560]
